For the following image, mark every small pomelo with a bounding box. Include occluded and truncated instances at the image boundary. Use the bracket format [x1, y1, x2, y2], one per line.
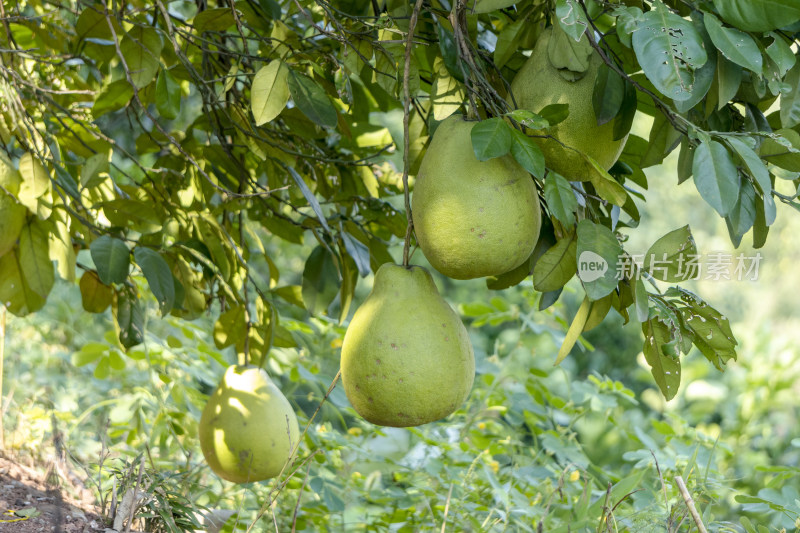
[199, 365, 299, 483]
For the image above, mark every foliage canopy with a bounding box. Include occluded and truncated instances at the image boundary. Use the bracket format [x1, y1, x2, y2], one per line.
[1, 0, 799, 429]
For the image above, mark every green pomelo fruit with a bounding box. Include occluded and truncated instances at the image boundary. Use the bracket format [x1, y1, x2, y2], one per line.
[510, 27, 628, 180]
[341, 263, 475, 427]
[199, 365, 300, 483]
[412, 115, 541, 280]
[0, 160, 26, 257]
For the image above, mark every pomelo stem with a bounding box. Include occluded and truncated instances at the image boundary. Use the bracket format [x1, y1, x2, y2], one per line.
[401, 0, 425, 268]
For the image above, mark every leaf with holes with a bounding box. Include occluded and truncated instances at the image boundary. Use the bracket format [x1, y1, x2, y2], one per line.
[632, 2, 707, 102]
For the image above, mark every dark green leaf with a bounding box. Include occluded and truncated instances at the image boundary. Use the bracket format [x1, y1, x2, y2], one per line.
[90, 235, 130, 285]
[193, 7, 235, 32]
[642, 317, 681, 401]
[692, 140, 740, 216]
[576, 219, 623, 301]
[544, 172, 576, 227]
[780, 59, 800, 129]
[593, 65, 624, 126]
[644, 226, 697, 282]
[471, 118, 513, 161]
[156, 68, 181, 120]
[302, 246, 339, 316]
[704, 14, 763, 74]
[712, 0, 800, 33]
[133, 247, 175, 316]
[533, 233, 577, 293]
[510, 129, 545, 178]
[632, 2, 707, 102]
[287, 166, 331, 233]
[288, 70, 338, 128]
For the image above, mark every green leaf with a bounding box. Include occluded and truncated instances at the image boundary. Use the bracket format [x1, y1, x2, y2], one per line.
[288, 70, 338, 128]
[692, 140, 740, 217]
[102, 199, 163, 234]
[493, 17, 526, 69]
[341, 231, 370, 277]
[0, 246, 46, 316]
[555, 0, 589, 42]
[133, 247, 175, 317]
[90, 235, 130, 285]
[632, 2, 707, 102]
[644, 226, 697, 282]
[554, 296, 590, 365]
[613, 80, 638, 141]
[18, 220, 54, 299]
[469, 0, 516, 14]
[251, 61, 290, 126]
[471, 118, 513, 161]
[712, 0, 800, 33]
[640, 112, 681, 168]
[586, 158, 628, 206]
[642, 316, 681, 401]
[510, 129, 545, 178]
[120, 26, 162, 89]
[726, 179, 757, 240]
[726, 137, 771, 197]
[115, 288, 145, 349]
[431, 57, 464, 121]
[214, 305, 246, 349]
[193, 7, 235, 32]
[537, 103, 570, 126]
[544, 172, 576, 227]
[79, 270, 112, 313]
[593, 64, 624, 126]
[766, 33, 796, 78]
[533, 233, 577, 292]
[780, 59, 800, 129]
[302, 246, 339, 316]
[506, 109, 550, 130]
[634, 278, 648, 322]
[93, 79, 134, 118]
[760, 129, 800, 171]
[18, 153, 50, 213]
[576, 219, 623, 301]
[72, 342, 107, 367]
[547, 23, 592, 75]
[287, 166, 331, 233]
[703, 14, 763, 74]
[156, 69, 181, 120]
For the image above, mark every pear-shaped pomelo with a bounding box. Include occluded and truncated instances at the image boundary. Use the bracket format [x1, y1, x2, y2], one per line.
[412, 115, 541, 280]
[510, 27, 627, 180]
[341, 263, 475, 427]
[0, 160, 27, 257]
[199, 365, 300, 483]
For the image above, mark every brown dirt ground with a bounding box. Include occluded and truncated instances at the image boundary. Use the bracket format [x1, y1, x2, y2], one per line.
[0, 453, 106, 533]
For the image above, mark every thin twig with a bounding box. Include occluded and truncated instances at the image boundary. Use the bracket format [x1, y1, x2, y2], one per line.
[401, 0, 425, 267]
[674, 476, 708, 533]
[440, 482, 454, 533]
[651, 450, 669, 516]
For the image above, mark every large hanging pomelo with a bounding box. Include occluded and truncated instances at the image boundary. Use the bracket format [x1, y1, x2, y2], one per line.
[341, 263, 475, 427]
[412, 115, 541, 280]
[510, 27, 627, 180]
